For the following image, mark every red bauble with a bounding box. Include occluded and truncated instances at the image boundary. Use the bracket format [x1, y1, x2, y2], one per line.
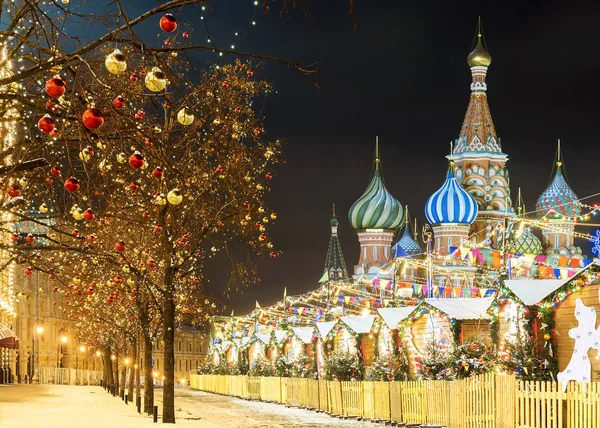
[243, 201, 249, 208]
[129, 151, 144, 169]
[152, 167, 163, 178]
[86, 288, 93, 295]
[64, 177, 80, 193]
[144, 138, 153, 148]
[53, 287, 58, 292]
[82, 108, 104, 130]
[130, 74, 138, 82]
[222, 81, 229, 88]
[24, 267, 33, 275]
[269, 252, 276, 258]
[72, 229, 79, 237]
[87, 235, 96, 243]
[265, 173, 272, 179]
[154, 224, 162, 233]
[51, 167, 61, 176]
[216, 165, 223, 173]
[107, 297, 113, 303]
[182, 31, 189, 38]
[247, 70, 254, 77]
[25, 234, 34, 244]
[11, 233, 18, 243]
[115, 241, 126, 252]
[147, 260, 155, 268]
[38, 114, 55, 133]
[7, 184, 21, 198]
[45, 76, 65, 98]
[160, 14, 177, 32]
[83, 209, 94, 221]
[113, 95, 126, 109]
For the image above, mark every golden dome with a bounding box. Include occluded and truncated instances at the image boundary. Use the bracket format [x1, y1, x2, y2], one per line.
[467, 33, 492, 67]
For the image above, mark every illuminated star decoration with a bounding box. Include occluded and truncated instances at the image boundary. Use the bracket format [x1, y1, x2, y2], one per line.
[591, 230, 600, 256]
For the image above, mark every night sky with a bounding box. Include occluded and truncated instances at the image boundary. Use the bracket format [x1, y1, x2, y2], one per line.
[215, 0, 600, 313]
[66, 1, 600, 313]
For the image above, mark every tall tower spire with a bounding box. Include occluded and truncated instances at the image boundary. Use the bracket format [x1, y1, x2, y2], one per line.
[324, 204, 349, 281]
[447, 19, 514, 247]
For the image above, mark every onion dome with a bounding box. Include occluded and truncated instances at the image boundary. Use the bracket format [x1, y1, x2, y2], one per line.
[348, 141, 403, 231]
[467, 22, 491, 67]
[536, 169, 580, 219]
[510, 226, 543, 255]
[392, 227, 422, 257]
[425, 171, 478, 225]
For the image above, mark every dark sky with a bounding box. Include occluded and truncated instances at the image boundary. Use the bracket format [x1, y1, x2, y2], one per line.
[215, 0, 600, 313]
[63, 1, 600, 313]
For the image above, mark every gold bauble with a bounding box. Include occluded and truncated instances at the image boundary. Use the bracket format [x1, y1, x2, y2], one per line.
[167, 189, 183, 205]
[105, 49, 127, 74]
[177, 108, 194, 126]
[145, 67, 167, 92]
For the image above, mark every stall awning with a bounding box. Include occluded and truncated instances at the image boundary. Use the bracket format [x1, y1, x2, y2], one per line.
[0, 324, 19, 349]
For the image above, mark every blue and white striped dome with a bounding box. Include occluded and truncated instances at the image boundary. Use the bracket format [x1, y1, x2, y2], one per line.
[425, 172, 478, 225]
[392, 227, 422, 257]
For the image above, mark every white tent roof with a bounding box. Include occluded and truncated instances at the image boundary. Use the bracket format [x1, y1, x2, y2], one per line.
[273, 330, 287, 344]
[241, 337, 250, 347]
[339, 315, 376, 334]
[255, 333, 271, 345]
[377, 307, 416, 329]
[291, 327, 314, 344]
[424, 298, 494, 320]
[315, 321, 337, 338]
[504, 279, 566, 306]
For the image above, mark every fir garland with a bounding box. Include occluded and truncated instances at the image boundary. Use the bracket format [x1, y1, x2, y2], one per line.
[450, 319, 462, 345]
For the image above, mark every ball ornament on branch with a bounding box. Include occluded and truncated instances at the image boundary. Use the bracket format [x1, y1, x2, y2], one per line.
[155, 194, 167, 206]
[51, 167, 61, 176]
[152, 167, 164, 179]
[38, 114, 55, 134]
[24, 267, 33, 276]
[82, 108, 104, 130]
[79, 146, 94, 162]
[72, 207, 85, 221]
[7, 184, 20, 198]
[113, 95, 126, 109]
[46, 75, 65, 98]
[64, 177, 80, 193]
[105, 49, 127, 74]
[115, 241, 126, 253]
[167, 189, 183, 205]
[160, 14, 177, 32]
[83, 209, 95, 221]
[39, 203, 49, 213]
[145, 67, 167, 92]
[129, 151, 144, 169]
[177, 108, 194, 125]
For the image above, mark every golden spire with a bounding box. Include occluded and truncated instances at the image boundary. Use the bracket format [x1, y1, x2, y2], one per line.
[413, 217, 418, 241]
[516, 187, 525, 217]
[556, 139, 563, 168]
[467, 17, 492, 67]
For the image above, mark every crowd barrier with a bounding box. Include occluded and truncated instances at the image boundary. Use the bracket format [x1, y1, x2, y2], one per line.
[39, 367, 103, 386]
[189, 372, 600, 428]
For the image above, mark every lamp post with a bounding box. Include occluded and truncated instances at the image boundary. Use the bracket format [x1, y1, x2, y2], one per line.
[57, 335, 67, 368]
[34, 325, 43, 383]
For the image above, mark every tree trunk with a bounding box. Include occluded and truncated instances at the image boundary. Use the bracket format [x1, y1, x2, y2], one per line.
[103, 347, 114, 389]
[140, 305, 154, 414]
[135, 335, 141, 402]
[114, 351, 119, 395]
[128, 336, 136, 402]
[120, 364, 127, 394]
[162, 289, 176, 423]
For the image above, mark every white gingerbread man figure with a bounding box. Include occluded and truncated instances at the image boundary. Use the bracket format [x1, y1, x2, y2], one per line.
[557, 298, 600, 391]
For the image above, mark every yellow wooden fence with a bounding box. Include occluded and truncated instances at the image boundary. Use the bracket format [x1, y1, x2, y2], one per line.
[189, 373, 600, 427]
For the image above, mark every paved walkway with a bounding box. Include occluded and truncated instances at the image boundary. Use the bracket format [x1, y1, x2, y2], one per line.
[0, 384, 373, 427]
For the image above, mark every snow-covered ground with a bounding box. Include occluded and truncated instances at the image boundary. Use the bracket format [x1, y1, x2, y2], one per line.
[0, 384, 374, 427]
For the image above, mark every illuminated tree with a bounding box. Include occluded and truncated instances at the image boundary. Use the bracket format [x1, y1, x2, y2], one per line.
[0, 1, 304, 423]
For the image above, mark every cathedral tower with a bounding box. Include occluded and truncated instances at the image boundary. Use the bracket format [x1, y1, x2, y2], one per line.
[535, 142, 580, 251]
[447, 20, 514, 244]
[348, 139, 404, 277]
[323, 204, 350, 281]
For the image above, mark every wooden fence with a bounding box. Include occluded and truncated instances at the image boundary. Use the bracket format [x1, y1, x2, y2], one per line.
[190, 373, 600, 427]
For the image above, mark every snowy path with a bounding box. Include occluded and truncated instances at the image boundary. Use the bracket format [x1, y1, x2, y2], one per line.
[0, 384, 375, 427]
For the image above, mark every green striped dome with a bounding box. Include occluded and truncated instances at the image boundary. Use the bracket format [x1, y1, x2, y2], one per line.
[511, 227, 543, 256]
[348, 169, 403, 230]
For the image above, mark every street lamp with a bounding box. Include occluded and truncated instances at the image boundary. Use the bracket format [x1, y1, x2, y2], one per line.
[34, 324, 44, 382]
[57, 336, 67, 368]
